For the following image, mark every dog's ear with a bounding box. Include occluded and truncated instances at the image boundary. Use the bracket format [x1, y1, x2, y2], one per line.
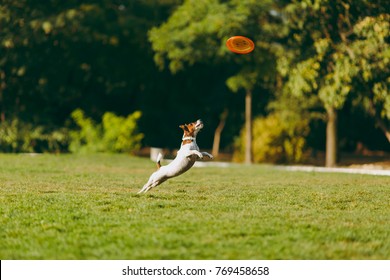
[179, 124, 189, 131]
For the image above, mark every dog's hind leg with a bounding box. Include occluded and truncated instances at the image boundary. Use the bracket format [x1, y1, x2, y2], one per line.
[138, 183, 151, 194]
[138, 174, 154, 194]
[140, 181, 159, 193]
[138, 179, 164, 194]
[137, 171, 166, 194]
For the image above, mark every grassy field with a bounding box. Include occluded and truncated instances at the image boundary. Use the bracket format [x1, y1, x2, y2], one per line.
[0, 154, 389, 260]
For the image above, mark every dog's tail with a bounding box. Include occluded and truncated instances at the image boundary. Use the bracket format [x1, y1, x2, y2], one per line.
[156, 152, 163, 169]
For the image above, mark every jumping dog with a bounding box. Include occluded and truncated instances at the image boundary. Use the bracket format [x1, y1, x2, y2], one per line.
[138, 119, 213, 193]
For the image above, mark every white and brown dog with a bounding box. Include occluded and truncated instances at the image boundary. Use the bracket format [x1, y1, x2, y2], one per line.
[138, 119, 213, 193]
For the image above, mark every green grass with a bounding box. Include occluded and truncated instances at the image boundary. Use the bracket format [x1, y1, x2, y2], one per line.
[0, 154, 389, 259]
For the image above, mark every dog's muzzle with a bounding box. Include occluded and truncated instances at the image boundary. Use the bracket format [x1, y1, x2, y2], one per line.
[195, 119, 203, 129]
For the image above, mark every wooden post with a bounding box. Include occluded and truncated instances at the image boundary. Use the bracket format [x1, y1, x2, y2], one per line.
[325, 106, 338, 167]
[212, 109, 228, 158]
[245, 89, 253, 164]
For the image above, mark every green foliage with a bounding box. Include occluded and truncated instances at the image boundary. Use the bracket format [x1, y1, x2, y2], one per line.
[149, 0, 230, 72]
[69, 110, 103, 153]
[102, 111, 144, 153]
[226, 70, 258, 93]
[0, 119, 68, 153]
[372, 81, 390, 119]
[69, 109, 143, 154]
[233, 113, 309, 163]
[0, 0, 182, 134]
[0, 110, 144, 154]
[280, 1, 389, 115]
[1, 154, 389, 259]
[149, 0, 275, 73]
[351, 14, 390, 121]
[278, 0, 390, 157]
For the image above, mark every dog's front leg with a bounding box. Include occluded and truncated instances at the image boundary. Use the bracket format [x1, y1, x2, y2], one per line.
[200, 152, 213, 160]
[186, 150, 204, 159]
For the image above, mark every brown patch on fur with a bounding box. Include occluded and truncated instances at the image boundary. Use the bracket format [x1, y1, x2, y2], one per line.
[181, 139, 193, 145]
[179, 122, 197, 145]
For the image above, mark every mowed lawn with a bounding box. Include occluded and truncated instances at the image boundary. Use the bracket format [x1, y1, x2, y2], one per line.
[0, 154, 389, 260]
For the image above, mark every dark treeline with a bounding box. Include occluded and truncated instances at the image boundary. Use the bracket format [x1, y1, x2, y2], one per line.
[0, 0, 389, 165]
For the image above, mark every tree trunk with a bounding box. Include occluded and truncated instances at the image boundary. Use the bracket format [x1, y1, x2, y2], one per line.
[367, 98, 390, 143]
[245, 89, 253, 164]
[0, 71, 5, 122]
[212, 108, 228, 158]
[376, 120, 390, 143]
[0, 90, 4, 122]
[378, 126, 390, 143]
[325, 107, 338, 167]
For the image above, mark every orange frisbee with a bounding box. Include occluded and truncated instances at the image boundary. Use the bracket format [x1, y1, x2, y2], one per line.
[226, 36, 255, 54]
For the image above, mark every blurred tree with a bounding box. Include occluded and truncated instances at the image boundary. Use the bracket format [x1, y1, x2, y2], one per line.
[278, 0, 389, 167]
[351, 14, 390, 142]
[1, 0, 388, 158]
[0, 0, 181, 124]
[149, 0, 281, 162]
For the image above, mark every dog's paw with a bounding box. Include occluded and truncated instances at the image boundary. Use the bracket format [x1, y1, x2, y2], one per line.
[202, 152, 213, 159]
[194, 151, 203, 159]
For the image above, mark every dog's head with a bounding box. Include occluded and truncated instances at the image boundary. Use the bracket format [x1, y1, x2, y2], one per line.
[179, 119, 203, 137]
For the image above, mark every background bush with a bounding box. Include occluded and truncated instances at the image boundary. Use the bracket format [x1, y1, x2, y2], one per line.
[233, 113, 309, 164]
[0, 111, 143, 154]
[0, 119, 69, 153]
[69, 109, 143, 154]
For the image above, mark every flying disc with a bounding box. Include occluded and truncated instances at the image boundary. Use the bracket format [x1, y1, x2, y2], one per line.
[226, 36, 255, 54]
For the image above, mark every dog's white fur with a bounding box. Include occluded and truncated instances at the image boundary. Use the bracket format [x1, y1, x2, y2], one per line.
[138, 119, 213, 193]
